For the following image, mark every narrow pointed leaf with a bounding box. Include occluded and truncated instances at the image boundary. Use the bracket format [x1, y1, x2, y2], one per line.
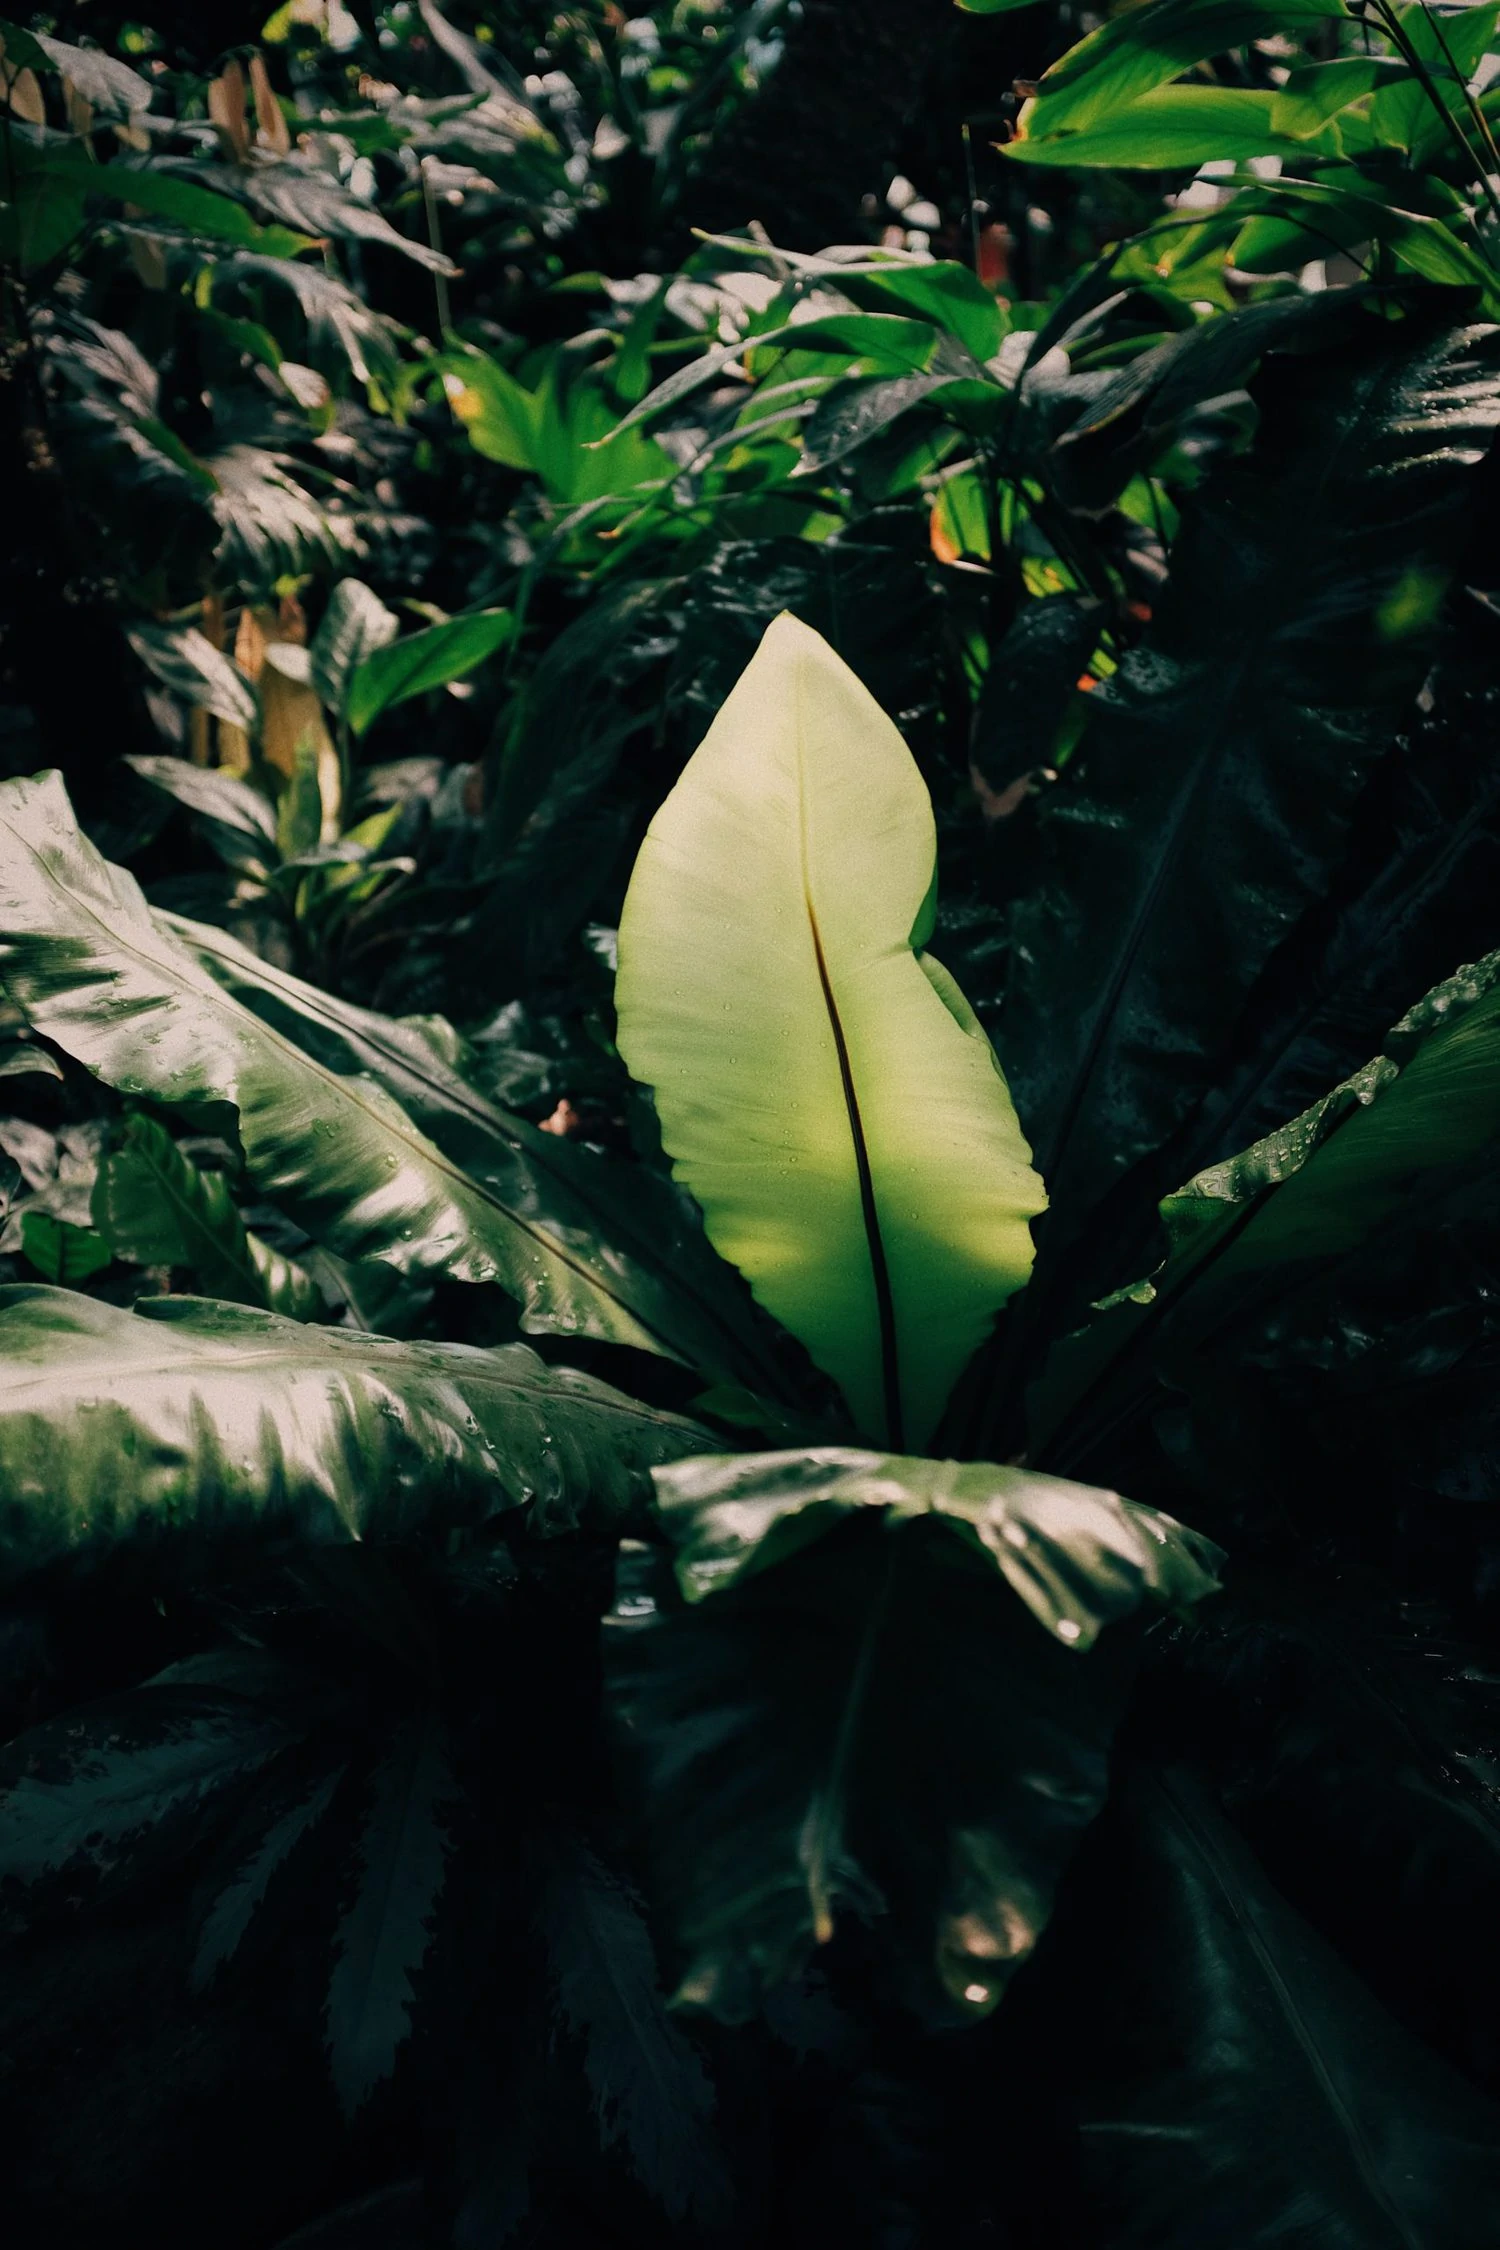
[0, 772, 738, 1365]
[616, 615, 1046, 1448]
[604, 1449, 1218, 2022]
[192, 1766, 344, 1990]
[0, 1286, 707, 1584]
[326, 1710, 455, 2118]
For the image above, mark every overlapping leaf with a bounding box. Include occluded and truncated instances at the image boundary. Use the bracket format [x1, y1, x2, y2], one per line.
[605, 1448, 1218, 2022]
[0, 1285, 706, 1582]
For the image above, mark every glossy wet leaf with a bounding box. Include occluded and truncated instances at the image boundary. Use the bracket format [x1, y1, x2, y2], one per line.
[616, 615, 1046, 1448]
[168, 909, 787, 1392]
[0, 1285, 707, 1584]
[604, 1449, 1218, 2022]
[0, 772, 748, 1365]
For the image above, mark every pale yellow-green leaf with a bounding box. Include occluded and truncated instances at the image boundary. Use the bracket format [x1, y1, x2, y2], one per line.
[615, 614, 1046, 1448]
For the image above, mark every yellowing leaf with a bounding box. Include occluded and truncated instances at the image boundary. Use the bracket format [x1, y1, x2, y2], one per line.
[616, 615, 1046, 1448]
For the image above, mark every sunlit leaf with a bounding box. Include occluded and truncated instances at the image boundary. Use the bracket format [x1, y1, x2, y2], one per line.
[617, 614, 1045, 1449]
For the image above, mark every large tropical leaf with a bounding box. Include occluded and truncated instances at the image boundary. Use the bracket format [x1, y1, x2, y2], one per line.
[1030, 948, 1500, 1466]
[166, 910, 788, 1394]
[999, 319, 1500, 1287]
[0, 772, 763, 1374]
[615, 615, 1046, 1449]
[1020, 1765, 1500, 2247]
[0, 1286, 706, 1583]
[604, 1448, 1219, 2022]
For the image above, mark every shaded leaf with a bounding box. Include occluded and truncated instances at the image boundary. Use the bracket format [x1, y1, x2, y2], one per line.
[92, 1111, 322, 1319]
[605, 1450, 1217, 2022]
[535, 1832, 731, 2224]
[1001, 320, 1500, 1265]
[326, 1709, 456, 2118]
[192, 1764, 344, 1990]
[348, 610, 515, 736]
[1026, 1765, 1500, 2248]
[0, 773, 747, 1366]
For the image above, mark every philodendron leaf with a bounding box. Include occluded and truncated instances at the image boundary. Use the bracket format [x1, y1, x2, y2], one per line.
[92, 1111, 322, 1320]
[0, 1286, 707, 1583]
[0, 771, 744, 1366]
[616, 615, 1046, 1449]
[604, 1447, 1219, 2023]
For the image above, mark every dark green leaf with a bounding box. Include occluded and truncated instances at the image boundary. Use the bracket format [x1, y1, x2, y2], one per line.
[1001, 319, 1500, 1263]
[20, 1210, 111, 1285]
[309, 580, 400, 719]
[536, 1833, 731, 2223]
[126, 628, 259, 731]
[125, 755, 277, 877]
[0, 1674, 296, 1898]
[605, 1450, 1218, 2022]
[92, 1112, 322, 1319]
[1032, 947, 1500, 1460]
[169, 910, 787, 1392]
[347, 611, 515, 736]
[192, 1766, 345, 1990]
[326, 1710, 455, 2118]
[0, 1286, 708, 1584]
[0, 774, 744, 1366]
[1026, 1766, 1500, 2247]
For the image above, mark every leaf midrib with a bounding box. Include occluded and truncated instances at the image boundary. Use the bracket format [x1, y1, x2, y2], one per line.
[792, 668, 904, 1449]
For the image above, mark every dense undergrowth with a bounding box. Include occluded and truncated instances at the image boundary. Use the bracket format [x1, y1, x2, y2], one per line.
[2, 2, 1500, 2244]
